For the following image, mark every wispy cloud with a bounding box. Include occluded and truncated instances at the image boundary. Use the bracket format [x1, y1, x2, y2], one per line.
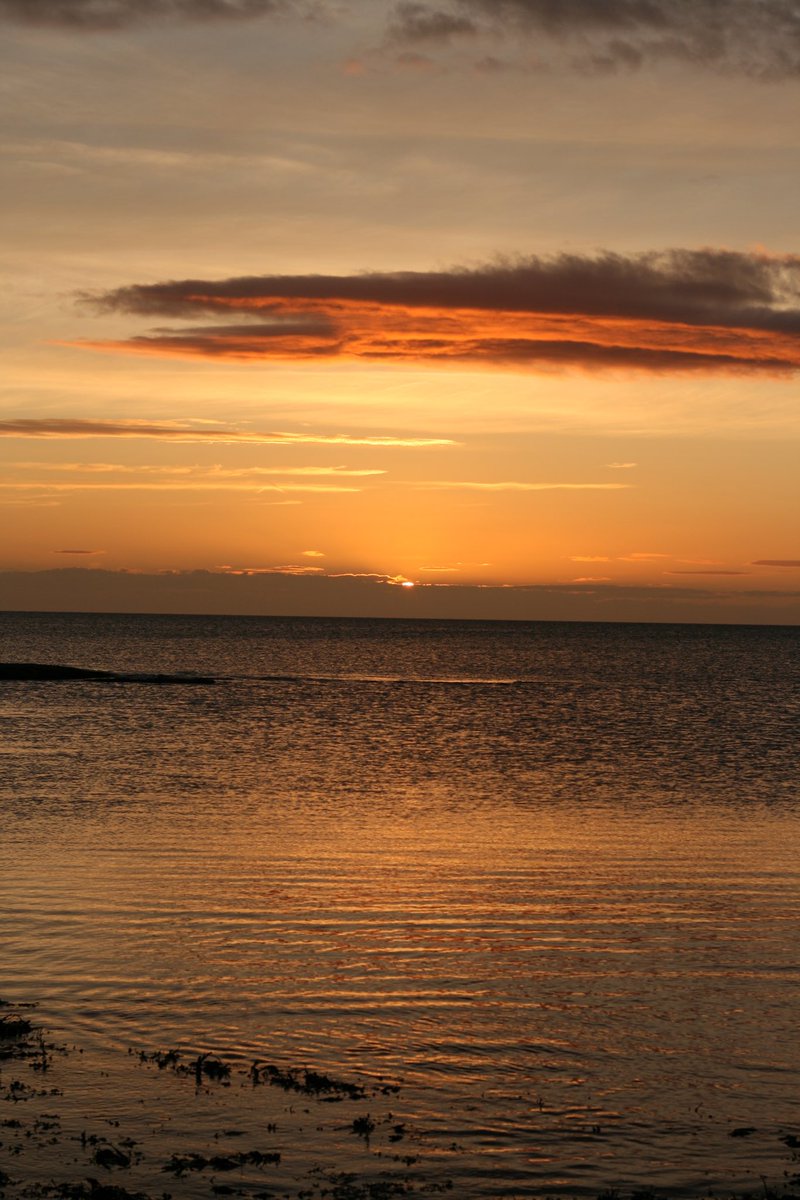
[0, 496, 60, 507]
[387, 1, 800, 80]
[568, 553, 752, 576]
[214, 566, 418, 585]
[418, 561, 491, 572]
[53, 548, 106, 555]
[618, 551, 670, 561]
[752, 559, 800, 567]
[82, 250, 800, 375]
[0, 481, 362, 494]
[6, 461, 384, 478]
[0, 0, 305, 30]
[413, 480, 632, 491]
[328, 572, 415, 587]
[0, 460, 383, 496]
[605, 462, 637, 469]
[0, 419, 454, 448]
[215, 563, 326, 576]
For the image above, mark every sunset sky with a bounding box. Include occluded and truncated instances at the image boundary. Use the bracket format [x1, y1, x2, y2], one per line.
[1, 0, 799, 622]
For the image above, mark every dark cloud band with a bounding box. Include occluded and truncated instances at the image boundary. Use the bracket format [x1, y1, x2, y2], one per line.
[390, 0, 800, 79]
[80, 249, 800, 375]
[92, 250, 800, 331]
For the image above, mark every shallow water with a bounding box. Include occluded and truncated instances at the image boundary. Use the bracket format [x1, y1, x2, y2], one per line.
[1, 612, 799, 1196]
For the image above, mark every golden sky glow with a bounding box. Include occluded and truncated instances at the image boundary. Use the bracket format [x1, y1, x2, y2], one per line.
[1, 1, 799, 621]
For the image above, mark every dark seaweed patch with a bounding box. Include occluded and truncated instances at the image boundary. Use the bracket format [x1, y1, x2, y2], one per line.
[163, 1150, 280, 1175]
[350, 1115, 376, 1139]
[257, 1064, 366, 1100]
[137, 1050, 230, 1083]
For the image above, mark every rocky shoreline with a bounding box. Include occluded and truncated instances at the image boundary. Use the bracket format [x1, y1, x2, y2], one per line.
[2, 1002, 800, 1200]
[0, 1000, 441, 1200]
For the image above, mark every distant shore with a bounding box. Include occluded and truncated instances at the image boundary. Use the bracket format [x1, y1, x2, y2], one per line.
[0, 663, 215, 684]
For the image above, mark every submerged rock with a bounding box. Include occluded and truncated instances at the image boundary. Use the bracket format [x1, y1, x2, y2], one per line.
[93, 1147, 132, 1170]
[0, 1013, 33, 1039]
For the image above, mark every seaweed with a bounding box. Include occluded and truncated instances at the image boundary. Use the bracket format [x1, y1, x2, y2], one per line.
[162, 1149, 280, 1175]
[257, 1064, 366, 1100]
[350, 1116, 376, 1139]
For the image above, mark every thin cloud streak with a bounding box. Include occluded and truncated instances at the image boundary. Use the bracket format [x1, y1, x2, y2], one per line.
[0, 481, 363, 493]
[0, 419, 455, 447]
[6, 462, 385, 478]
[216, 563, 327, 576]
[84, 250, 800, 375]
[413, 480, 633, 491]
[619, 552, 670, 561]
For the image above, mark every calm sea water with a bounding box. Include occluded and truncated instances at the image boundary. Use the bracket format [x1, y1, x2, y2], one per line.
[1, 612, 799, 1198]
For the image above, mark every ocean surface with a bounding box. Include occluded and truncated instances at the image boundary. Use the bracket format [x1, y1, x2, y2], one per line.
[1, 611, 799, 1198]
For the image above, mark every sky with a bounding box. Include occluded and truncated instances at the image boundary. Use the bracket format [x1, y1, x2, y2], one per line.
[1, 0, 799, 623]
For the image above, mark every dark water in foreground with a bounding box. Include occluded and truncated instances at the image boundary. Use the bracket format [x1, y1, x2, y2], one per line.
[1, 612, 799, 1197]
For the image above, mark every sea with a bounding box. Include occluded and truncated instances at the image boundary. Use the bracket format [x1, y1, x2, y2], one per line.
[1, 611, 799, 1200]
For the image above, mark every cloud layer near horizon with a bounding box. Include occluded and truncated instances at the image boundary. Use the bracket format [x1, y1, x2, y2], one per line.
[0, 567, 797, 625]
[389, 0, 800, 80]
[82, 250, 800, 375]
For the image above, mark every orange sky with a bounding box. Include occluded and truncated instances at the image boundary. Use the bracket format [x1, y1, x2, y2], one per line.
[1, 1, 799, 622]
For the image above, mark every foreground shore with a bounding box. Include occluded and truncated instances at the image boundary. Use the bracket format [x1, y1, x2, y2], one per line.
[2, 1002, 800, 1200]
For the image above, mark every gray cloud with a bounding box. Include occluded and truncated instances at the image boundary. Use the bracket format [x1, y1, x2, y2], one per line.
[92, 250, 800, 332]
[388, 1, 479, 43]
[0, 0, 298, 29]
[388, 0, 800, 79]
[83, 249, 800, 374]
